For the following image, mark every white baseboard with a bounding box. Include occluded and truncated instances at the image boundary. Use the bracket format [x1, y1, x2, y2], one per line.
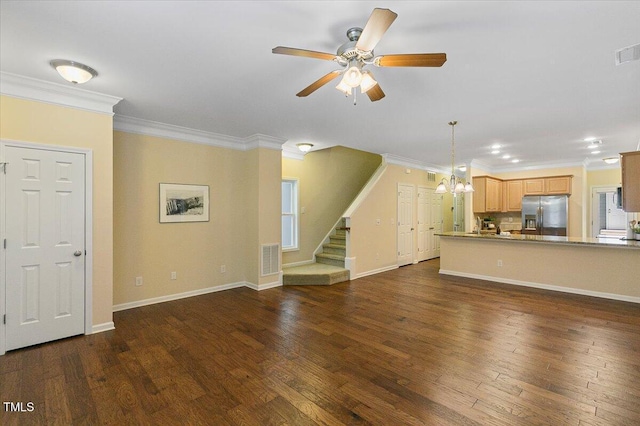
[91, 322, 115, 334]
[112, 281, 247, 312]
[353, 265, 398, 280]
[246, 280, 283, 291]
[439, 269, 640, 304]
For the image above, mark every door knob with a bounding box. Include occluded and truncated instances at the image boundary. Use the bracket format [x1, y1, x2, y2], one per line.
[74, 250, 82, 257]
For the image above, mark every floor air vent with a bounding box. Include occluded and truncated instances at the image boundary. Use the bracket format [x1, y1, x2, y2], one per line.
[261, 244, 280, 276]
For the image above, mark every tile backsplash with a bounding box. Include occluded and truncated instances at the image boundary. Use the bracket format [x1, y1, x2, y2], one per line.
[478, 213, 522, 231]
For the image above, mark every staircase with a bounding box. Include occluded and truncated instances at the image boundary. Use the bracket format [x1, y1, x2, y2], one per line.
[282, 219, 350, 286]
[315, 226, 347, 267]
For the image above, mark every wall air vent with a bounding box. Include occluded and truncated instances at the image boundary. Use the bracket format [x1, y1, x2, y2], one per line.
[426, 171, 436, 182]
[615, 43, 640, 65]
[261, 244, 280, 276]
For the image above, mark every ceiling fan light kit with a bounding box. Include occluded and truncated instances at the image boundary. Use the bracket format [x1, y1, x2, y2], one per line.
[273, 8, 446, 104]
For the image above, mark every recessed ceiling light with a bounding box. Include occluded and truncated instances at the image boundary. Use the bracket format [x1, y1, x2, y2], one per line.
[603, 157, 619, 164]
[591, 150, 601, 155]
[583, 137, 597, 142]
[502, 154, 511, 159]
[491, 144, 501, 150]
[511, 159, 520, 163]
[587, 140, 602, 149]
[491, 150, 500, 155]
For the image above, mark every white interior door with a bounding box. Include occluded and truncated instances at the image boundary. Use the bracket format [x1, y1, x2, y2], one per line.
[417, 187, 432, 262]
[431, 192, 443, 257]
[397, 184, 414, 266]
[4, 146, 86, 351]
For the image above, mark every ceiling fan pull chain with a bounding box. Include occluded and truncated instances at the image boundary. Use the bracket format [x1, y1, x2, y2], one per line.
[353, 88, 357, 105]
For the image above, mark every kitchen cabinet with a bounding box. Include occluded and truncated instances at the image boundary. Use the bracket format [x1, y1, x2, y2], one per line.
[523, 176, 572, 196]
[473, 176, 503, 212]
[523, 178, 545, 195]
[503, 180, 523, 211]
[545, 176, 572, 195]
[621, 151, 640, 212]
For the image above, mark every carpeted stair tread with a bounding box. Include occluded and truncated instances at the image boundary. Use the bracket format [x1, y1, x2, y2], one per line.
[282, 263, 350, 286]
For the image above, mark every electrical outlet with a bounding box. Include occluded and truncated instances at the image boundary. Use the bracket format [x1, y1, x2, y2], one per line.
[497, 260, 503, 267]
[221, 265, 226, 273]
[376, 219, 381, 225]
[135, 276, 143, 286]
[171, 271, 177, 280]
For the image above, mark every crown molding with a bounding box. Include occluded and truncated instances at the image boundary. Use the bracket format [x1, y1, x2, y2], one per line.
[282, 146, 305, 160]
[382, 153, 449, 175]
[0, 72, 122, 115]
[114, 115, 285, 151]
[243, 133, 287, 151]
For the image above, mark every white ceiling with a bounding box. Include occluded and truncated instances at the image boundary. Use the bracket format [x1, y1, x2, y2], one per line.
[1, 1, 639, 172]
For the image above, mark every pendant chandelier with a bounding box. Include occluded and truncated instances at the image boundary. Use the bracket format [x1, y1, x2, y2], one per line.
[435, 121, 474, 194]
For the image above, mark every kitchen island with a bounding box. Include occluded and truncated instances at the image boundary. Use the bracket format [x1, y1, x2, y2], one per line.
[437, 232, 640, 303]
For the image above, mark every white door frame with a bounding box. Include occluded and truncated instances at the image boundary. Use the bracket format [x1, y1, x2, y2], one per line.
[0, 139, 93, 356]
[590, 185, 618, 238]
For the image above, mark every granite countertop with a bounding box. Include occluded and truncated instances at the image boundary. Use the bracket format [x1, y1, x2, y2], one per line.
[437, 231, 640, 249]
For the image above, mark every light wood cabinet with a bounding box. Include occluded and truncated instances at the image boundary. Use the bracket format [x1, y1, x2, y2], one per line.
[523, 176, 572, 195]
[473, 176, 503, 212]
[523, 178, 545, 195]
[503, 180, 523, 211]
[621, 151, 640, 212]
[545, 176, 572, 195]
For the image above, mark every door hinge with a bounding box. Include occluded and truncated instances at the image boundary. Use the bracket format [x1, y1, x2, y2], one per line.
[3, 239, 5, 249]
[3, 314, 5, 325]
[0, 162, 7, 174]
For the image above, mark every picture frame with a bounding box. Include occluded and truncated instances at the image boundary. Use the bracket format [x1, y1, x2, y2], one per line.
[159, 183, 209, 223]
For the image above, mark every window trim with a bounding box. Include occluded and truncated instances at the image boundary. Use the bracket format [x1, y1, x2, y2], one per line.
[282, 178, 299, 251]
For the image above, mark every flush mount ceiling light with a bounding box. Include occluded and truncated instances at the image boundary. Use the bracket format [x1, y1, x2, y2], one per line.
[435, 121, 474, 195]
[296, 143, 314, 152]
[50, 59, 98, 84]
[603, 157, 619, 164]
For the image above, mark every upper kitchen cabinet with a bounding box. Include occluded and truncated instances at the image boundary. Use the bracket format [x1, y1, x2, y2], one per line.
[523, 178, 545, 195]
[621, 151, 640, 212]
[503, 180, 523, 211]
[523, 176, 572, 196]
[545, 176, 572, 195]
[473, 176, 503, 212]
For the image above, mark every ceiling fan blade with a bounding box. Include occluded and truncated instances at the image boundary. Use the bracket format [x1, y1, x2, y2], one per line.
[376, 53, 447, 67]
[356, 8, 398, 52]
[296, 71, 342, 97]
[272, 46, 337, 61]
[366, 84, 385, 102]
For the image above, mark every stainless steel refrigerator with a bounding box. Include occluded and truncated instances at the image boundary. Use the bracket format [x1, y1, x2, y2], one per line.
[522, 195, 569, 236]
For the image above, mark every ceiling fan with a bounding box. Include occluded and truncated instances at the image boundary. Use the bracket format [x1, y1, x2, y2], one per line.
[272, 8, 446, 102]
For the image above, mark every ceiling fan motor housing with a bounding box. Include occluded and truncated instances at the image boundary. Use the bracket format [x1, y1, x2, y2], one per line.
[337, 27, 374, 62]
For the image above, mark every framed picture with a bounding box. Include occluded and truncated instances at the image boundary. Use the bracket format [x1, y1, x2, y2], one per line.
[159, 183, 209, 223]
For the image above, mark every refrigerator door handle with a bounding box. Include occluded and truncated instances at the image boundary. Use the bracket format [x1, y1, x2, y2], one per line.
[539, 206, 544, 233]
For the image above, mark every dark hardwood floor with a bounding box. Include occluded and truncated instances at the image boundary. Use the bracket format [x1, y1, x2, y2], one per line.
[2, 259, 640, 425]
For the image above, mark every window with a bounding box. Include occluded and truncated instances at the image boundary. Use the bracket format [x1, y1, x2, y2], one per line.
[282, 179, 298, 251]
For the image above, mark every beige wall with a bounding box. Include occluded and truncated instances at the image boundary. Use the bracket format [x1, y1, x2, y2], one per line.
[440, 237, 640, 301]
[282, 146, 381, 265]
[0, 95, 114, 327]
[113, 132, 282, 305]
[586, 167, 621, 188]
[349, 163, 452, 277]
